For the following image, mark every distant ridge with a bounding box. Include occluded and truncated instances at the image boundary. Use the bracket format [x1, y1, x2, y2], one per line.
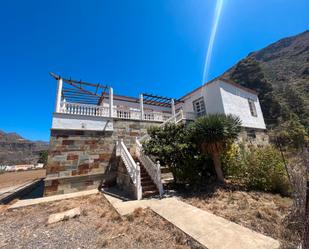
[0, 130, 49, 165]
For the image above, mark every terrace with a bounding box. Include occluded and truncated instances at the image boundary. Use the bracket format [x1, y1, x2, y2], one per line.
[51, 73, 181, 123]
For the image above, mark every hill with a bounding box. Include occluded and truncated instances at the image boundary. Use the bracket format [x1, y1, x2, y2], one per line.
[0, 130, 49, 165]
[223, 30, 309, 130]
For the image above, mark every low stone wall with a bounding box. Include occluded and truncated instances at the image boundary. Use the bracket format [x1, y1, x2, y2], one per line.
[238, 128, 269, 147]
[44, 119, 159, 196]
[116, 159, 136, 199]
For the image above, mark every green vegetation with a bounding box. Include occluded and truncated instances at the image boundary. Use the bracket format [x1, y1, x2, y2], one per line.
[144, 114, 290, 195]
[222, 144, 290, 196]
[37, 151, 48, 166]
[189, 114, 241, 182]
[272, 115, 308, 149]
[143, 123, 214, 186]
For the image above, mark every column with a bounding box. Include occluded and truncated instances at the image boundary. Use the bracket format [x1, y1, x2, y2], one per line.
[109, 87, 114, 117]
[140, 94, 144, 120]
[55, 77, 63, 113]
[171, 98, 176, 116]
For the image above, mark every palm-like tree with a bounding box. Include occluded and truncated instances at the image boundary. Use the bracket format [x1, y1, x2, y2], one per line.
[190, 114, 241, 182]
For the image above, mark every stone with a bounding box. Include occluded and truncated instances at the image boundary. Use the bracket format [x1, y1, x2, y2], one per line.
[47, 207, 81, 224]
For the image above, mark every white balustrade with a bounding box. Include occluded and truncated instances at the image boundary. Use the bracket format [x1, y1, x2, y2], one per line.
[116, 139, 142, 200]
[61, 102, 109, 117]
[59, 101, 177, 123]
[136, 138, 164, 196]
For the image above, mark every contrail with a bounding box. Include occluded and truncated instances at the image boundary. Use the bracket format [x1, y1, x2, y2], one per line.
[202, 0, 224, 84]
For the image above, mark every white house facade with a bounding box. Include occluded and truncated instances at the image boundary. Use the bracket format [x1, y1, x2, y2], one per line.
[178, 78, 266, 130]
[45, 74, 267, 198]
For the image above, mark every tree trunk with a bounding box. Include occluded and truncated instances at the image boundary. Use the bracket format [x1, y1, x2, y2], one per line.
[212, 153, 224, 183]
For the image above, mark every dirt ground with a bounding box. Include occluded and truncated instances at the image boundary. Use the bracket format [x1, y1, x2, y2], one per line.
[0, 169, 46, 189]
[0, 194, 204, 249]
[180, 183, 299, 249]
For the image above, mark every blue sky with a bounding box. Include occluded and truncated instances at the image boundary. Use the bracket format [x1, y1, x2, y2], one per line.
[0, 0, 308, 141]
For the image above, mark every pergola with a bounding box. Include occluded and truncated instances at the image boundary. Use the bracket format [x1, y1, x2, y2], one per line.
[51, 72, 181, 118]
[50, 72, 109, 106]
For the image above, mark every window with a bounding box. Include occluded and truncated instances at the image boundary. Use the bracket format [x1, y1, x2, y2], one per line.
[193, 97, 206, 117]
[248, 99, 257, 117]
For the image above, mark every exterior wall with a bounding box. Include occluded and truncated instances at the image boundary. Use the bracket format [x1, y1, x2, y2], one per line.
[238, 128, 269, 147]
[179, 83, 224, 114]
[219, 81, 266, 129]
[44, 119, 159, 196]
[179, 80, 266, 130]
[116, 159, 136, 199]
[52, 113, 113, 131]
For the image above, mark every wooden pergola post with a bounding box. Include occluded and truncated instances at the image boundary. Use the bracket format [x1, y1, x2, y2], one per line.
[55, 77, 63, 113]
[109, 87, 113, 117]
[140, 94, 144, 120]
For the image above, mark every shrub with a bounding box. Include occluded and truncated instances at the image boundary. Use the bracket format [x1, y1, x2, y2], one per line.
[222, 142, 247, 180]
[143, 123, 215, 186]
[223, 144, 291, 196]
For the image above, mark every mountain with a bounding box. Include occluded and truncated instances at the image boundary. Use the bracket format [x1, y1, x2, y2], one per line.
[0, 130, 49, 165]
[222, 30, 309, 130]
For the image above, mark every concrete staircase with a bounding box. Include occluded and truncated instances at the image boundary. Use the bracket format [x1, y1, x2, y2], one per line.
[133, 157, 159, 198]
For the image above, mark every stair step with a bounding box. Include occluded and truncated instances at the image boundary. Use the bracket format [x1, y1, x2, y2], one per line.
[142, 185, 157, 191]
[142, 190, 159, 198]
[160, 166, 171, 174]
[141, 180, 154, 186]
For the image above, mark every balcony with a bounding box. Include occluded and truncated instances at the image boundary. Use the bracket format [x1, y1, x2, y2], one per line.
[59, 101, 172, 122]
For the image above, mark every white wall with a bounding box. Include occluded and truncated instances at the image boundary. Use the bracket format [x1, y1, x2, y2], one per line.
[219, 81, 266, 129]
[52, 113, 114, 131]
[179, 82, 224, 114]
[180, 80, 266, 129]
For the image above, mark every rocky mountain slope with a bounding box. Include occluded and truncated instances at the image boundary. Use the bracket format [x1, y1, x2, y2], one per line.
[223, 30, 309, 130]
[0, 130, 48, 165]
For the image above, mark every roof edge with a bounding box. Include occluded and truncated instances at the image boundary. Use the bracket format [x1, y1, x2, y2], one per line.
[179, 77, 258, 100]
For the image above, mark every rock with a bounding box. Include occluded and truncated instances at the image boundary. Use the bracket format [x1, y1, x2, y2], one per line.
[47, 207, 81, 224]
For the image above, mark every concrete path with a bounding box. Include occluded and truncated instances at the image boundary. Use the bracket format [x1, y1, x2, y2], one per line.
[104, 195, 280, 249]
[0, 179, 42, 204]
[9, 189, 99, 209]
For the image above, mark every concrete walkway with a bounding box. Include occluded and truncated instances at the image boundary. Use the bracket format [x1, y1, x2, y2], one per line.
[0, 179, 42, 204]
[9, 189, 99, 209]
[104, 195, 280, 249]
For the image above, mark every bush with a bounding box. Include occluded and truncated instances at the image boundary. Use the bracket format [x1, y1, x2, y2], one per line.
[223, 144, 290, 196]
[143, 123, 215, 186]
[246, 146, 290, 195]
[222, 142, 247, 179]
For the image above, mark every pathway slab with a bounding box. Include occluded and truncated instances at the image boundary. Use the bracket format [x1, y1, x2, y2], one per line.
[9, 189, 99, 209]
[104, 195, 280, 249]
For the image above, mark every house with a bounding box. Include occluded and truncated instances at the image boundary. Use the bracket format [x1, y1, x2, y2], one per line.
[45, 73, 267, 199]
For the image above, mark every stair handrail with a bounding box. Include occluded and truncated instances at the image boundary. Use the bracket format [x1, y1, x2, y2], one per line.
[139, 110, 185, 143]
[136, 137, 164, 196]
[116, 139, 142, 200]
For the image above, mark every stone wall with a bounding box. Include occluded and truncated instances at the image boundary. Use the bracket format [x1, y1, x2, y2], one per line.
[238, 128, 269, 147]
[44, 119, 159, 196]
[116, 159, 136, 199]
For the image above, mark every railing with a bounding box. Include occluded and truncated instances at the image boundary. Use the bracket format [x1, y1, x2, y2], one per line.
[136, 138, 164, 196]
[138, 110, 186, 143]
[61, 102, 109, 117]
[116, 139, 142, 200]
[60, 101, 171, 122]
